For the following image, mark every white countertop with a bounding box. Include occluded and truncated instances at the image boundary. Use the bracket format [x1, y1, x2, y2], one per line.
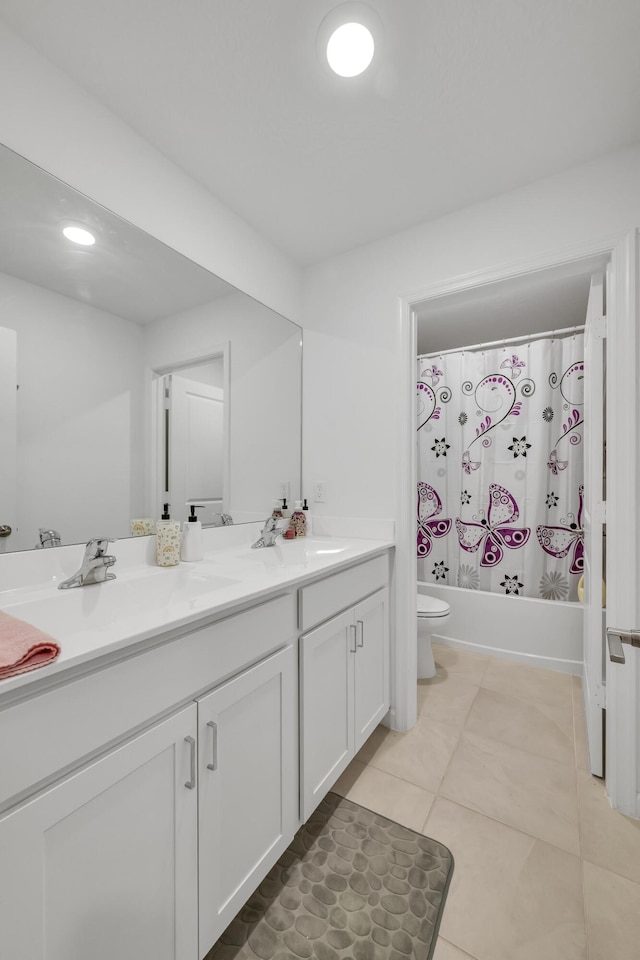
[0, 534, 393, 699]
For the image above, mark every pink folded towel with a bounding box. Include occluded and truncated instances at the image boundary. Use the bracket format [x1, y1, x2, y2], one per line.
[0, 610, 61, 680]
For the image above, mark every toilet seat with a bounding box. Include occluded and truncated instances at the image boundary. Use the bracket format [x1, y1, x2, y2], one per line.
[417, 594, 450, 618]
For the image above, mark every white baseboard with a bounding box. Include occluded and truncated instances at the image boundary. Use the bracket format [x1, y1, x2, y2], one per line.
[432, 632, 583, 676]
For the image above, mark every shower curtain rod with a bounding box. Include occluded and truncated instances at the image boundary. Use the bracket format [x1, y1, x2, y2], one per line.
[418, 324, 585, 361]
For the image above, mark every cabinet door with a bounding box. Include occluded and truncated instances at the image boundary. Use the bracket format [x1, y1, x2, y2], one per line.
[354, 588, 390, 752]
[198, 644, 297, 955]
[300, 608, 355, 822]
[0, 704, 199, 960]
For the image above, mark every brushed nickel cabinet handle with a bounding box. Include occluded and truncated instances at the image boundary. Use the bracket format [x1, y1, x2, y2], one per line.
[349, 623, 357, 653]
[356, 619, 364, 648]
[207, 721, 218, 771]
[0, 525, 12, 538]
[184, 736, 196, 789]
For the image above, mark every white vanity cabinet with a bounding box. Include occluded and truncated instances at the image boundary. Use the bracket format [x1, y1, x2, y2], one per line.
[0, 543, 393, 959]
[0, 592, 298, 960]
[0, 703, 200, 960]
[197, 643, 297, 955]
[299, 554, 390, 821]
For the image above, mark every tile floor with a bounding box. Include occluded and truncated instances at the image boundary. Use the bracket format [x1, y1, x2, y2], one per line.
[332, 642, 640, 960]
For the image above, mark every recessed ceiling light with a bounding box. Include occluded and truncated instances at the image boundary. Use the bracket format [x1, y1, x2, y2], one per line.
[62, 225, 96, 246]
[326, 22, 374, 77]
[317, 3, 383, 80]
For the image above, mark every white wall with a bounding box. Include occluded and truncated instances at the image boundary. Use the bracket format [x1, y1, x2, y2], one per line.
[0, 21, 301, 324]
[179, 360, 225, 389]
[301, 142, 640, 523]
[144, 292, 302, 521]
[0, 272, 144, 550]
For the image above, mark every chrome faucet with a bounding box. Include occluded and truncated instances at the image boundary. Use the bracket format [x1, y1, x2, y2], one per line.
[251, 516, 281, 549]
[58, 538, 117, 589]
[36, 528, 62, 548]
[209, 513, 234, 527]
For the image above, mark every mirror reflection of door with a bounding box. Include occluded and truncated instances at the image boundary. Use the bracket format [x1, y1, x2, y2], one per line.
[164, 359, 228, 526]
[0, 327, 17, 552]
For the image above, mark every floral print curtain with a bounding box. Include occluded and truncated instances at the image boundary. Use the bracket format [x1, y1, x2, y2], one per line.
[416, 334, 585, 601]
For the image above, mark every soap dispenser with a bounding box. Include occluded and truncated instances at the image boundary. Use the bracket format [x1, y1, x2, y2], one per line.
[156, 503, 181, 567]
[302, 498, 312, 536]
[181, 505, 204, 562]
[289, 500, 307, 538]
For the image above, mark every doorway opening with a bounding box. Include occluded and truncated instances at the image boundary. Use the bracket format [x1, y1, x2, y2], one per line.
[414, 256, 609, 780]
[397, 232, 639, 816]
[150, 346, 230, 528]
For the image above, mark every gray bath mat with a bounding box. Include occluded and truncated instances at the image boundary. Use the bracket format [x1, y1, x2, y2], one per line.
[206, 791, 454, 960]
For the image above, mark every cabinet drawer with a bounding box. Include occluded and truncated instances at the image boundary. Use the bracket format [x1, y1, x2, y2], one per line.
[298, 553, 388, 632]
[0, 593, 295, 811]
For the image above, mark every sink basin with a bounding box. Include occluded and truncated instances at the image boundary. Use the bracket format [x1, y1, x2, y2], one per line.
[234, 537, 351, 568]
[2, 567, 239, 638]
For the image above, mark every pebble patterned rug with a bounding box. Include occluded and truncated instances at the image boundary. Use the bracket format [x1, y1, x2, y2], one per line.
[206, 791, 454, 960]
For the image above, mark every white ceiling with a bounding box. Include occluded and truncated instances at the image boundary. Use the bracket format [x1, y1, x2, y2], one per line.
[0, 144, 234, 323]
[2, 1, 640, 265]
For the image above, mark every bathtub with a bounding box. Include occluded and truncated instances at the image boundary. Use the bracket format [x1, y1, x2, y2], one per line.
[417, 581, 583, 675]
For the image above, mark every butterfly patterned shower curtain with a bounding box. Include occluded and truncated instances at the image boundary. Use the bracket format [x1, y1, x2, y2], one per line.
[416, 333, 585, 601]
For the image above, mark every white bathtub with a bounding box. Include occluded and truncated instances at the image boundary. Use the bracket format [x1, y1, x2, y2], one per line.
[418, 581, 583, 675]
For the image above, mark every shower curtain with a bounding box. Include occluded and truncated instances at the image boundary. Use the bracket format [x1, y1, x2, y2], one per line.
[416, 334, 585, 601]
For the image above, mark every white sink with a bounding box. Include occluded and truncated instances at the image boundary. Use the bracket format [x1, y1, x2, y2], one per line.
[0, 537, 355, 649]
[233, 537, 351, 567]
[2, 567, 239, 637]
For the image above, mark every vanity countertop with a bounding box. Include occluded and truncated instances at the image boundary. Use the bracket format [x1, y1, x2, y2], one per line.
[0, 535, 393, 700]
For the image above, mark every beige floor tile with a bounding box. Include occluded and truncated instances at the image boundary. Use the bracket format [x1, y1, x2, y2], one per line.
[355, 718, 459, 794]
[331, 758, 436, 832]
[440, 731, 579, 855]
[482, 658, 573, 715]
[425, 798, 586, 960]
[571, 676, 590, 772]
[417, 672, 480, 730]
[432, 643, 491, 685]
[577, 771, 640, 884]
[432, 938, 478, 959]
[583, 860, 640, 960]
[464, 686, 574, 765]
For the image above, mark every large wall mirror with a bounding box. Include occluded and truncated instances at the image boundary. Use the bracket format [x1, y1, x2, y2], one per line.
[0, 144, 302, 553]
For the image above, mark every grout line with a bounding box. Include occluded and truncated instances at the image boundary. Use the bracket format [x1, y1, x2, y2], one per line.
[432, 791, 581, 860]
[571, 675, 582, 773]
[439, 937, 481, 960]
[458, 713, 575, 769]
[581, 851, 640, 890]
[476, 679, 574, 719]
[364, 752, 444, 798]
[581, 858, 591, 960]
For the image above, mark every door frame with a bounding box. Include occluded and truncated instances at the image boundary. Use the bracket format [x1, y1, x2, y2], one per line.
[0, 327, 17, 552]
[396, 232, 639, 816]
[148, 343, 230, 521]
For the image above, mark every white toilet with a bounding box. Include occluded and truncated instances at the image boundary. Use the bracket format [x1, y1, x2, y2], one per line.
[417, 592, 450, 679]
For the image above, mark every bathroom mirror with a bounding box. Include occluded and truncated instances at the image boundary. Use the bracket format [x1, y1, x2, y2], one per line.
[0, 143, 302, 553]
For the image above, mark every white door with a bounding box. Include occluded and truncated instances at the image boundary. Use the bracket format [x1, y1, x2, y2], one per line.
[197, 645, 297, 956]
[604, 232, 640, 817]
[168, 373, 226, 526]
[0, 704, 199, 960]
[582, 274, 606, 776]
[354, 588, 390, 751]
[300, 608, 355, 821]
[0, 326, 17, 551]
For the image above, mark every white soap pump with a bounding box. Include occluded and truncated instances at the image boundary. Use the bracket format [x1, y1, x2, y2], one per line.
[181, 504, 204, 561]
